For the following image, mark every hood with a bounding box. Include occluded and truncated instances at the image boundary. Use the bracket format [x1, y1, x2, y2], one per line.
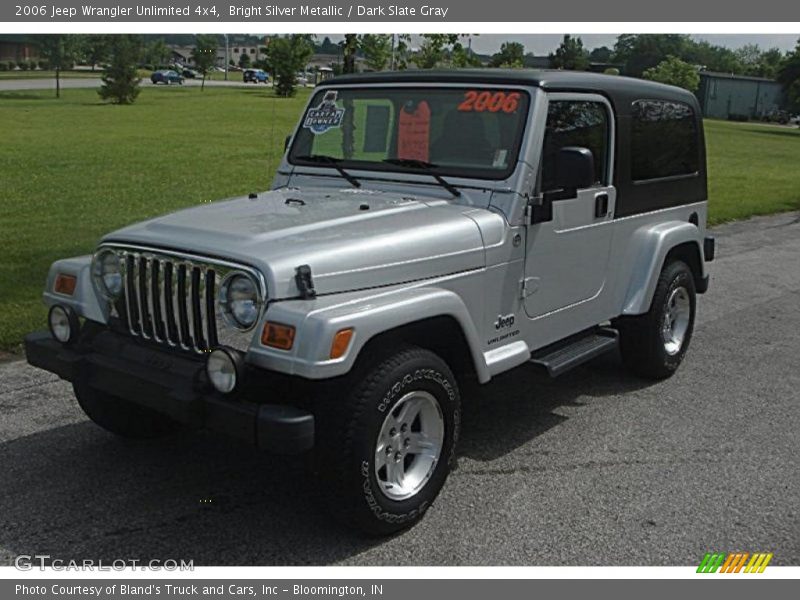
[103, 187, 490, 298]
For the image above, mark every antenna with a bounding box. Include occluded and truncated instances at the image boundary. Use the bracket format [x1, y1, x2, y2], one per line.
[268, 89, 277, 184]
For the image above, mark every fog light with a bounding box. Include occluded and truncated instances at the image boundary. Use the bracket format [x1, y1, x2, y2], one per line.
[206, 347, 243, 394]
[48, 305, 78, 345]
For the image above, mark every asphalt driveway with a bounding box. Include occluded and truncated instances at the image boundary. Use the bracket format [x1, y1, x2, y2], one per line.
[1, 212, 798, 566]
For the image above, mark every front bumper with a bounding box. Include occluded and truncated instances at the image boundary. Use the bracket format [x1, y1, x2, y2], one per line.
[24, 328, 314, 453]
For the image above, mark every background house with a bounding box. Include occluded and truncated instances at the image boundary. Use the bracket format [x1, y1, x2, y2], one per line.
[0, 35, 38, 63]
[697, 71, 786, 120]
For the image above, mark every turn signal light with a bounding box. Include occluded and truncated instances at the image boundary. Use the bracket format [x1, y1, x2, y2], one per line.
[54, 273, 77, 296]
[261, 322, 295, 350]
[329, 328, 354, 359]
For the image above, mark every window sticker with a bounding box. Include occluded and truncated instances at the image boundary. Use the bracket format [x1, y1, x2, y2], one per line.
[492, 149, 508, 168]
[303, 90, 345, 134]
[397, 100, 431, 162]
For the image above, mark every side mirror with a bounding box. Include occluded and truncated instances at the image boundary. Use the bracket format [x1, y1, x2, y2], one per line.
[529, 147, 596, 225]
[554, 146, 595, 193]
[284, 134, 292, 152]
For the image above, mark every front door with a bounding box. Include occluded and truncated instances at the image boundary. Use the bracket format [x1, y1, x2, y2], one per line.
[523, 94, 617, 322]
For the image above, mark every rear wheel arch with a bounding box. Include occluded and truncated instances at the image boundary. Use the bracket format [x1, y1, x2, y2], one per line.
[664, 241, 704, 292]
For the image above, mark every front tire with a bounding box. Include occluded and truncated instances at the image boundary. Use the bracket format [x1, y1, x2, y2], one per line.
[315, 345, 460, 535]
[616, 260, 696, 379]
[73, 382, 181, 439]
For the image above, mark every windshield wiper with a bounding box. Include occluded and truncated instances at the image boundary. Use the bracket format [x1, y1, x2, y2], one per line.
[294, 154, 361, 188]
[382, 158, 461, 198]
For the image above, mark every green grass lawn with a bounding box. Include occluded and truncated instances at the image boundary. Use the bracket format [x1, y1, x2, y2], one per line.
[0, 87, 798, 352]
[0, 85, 310, 352]
[0, 70, 103, 79]
[705, 119, 800, 223]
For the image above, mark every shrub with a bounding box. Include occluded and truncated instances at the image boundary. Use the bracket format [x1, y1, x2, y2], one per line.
[38, 60, 49, 70]
[28, 61, 38, 70]
[18, 61, 29, 71]
[0, 62, 6, 71]
[98, 35, 141, 105]
[7, 60, 15, 70]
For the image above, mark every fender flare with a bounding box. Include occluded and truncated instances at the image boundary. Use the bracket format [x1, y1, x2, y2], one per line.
[42, 255, 109, 324]
[621, 221, 705, 315]
[247, 285, 490, 382]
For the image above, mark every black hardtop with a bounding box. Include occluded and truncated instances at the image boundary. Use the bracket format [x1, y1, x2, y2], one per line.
[319, 69, 700, 112]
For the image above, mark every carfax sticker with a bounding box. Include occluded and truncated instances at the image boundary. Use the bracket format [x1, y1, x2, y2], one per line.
[303, 90, 345, 134]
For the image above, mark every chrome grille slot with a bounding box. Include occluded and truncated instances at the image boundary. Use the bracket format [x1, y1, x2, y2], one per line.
[190, 266, 205, 350]
[176, 263, 191, 348]
[205, 269, 218, 348]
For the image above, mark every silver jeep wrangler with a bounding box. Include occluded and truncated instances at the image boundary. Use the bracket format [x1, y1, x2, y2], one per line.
[26, 70, 715, 534]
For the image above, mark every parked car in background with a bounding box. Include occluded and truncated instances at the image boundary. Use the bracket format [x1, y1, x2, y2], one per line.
[762, 109, 790, 125]
[243, 68, 269, 84]
[150, 70, 184, 85]
[181, 69, 199, 79]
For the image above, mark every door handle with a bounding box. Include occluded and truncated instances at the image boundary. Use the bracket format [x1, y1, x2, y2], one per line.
[595, 193, 609, 218]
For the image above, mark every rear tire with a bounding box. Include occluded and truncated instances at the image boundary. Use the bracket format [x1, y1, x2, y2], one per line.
[616, 260, 696, 380]
[314, 345, 460, 535]
[73, 382, 181, 439]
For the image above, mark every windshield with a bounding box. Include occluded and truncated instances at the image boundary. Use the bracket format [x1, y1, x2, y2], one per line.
[288, 86, 530, 181]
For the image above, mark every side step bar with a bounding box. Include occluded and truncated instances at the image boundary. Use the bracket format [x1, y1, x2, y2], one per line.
[529, 327, 618, 378]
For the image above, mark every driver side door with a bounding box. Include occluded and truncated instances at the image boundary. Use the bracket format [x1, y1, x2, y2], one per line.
[523, 94, 617, 324]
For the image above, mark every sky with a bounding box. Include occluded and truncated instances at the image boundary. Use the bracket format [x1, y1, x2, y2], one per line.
[323, 34, 800, 55]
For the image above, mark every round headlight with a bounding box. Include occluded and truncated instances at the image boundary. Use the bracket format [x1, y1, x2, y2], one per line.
[93, 250, 123, 298]
[206, 347, 243, 394]
[48, 305, 78, 344]
[220, 273, 260, 330]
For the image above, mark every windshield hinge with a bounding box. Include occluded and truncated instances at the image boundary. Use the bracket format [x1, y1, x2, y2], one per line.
[520, 277, 539, 299]
[524, 193, 545, 226]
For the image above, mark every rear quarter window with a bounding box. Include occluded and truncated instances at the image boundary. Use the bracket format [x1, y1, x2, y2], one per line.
[631, 100, 699, 181]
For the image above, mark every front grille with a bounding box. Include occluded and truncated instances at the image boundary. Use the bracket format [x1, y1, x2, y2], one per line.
[116, 250, 220, 353]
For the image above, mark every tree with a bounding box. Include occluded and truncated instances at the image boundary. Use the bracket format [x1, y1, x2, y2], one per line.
[755, 48, 785, 79]
[36, 35, 82, 98]
[98, 35, 142, 104]
[146, 38, 170, 68]
[777, 40, 800, 113]
[589, 46, 613, 63]
[393, 34, 412, 70]
[642, 56, 700, 92]
[550, 35, 589, 71]
[238, 51, 251, 69]
[359, 34, 392, 71]
[681, 40, 739, 74]
[83, 35, 109, 71]
[490, 42, 525, 68]
[265, 35, 314, 96]
[192, 34, 218, 91]
[612, 34, 690, 76]
[450, 39, 482, 68]
[342, 34, 358, 74]
[413, 34, 460, 69]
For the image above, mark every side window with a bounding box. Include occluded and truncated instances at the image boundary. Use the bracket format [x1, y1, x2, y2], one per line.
[541, 100, 609, 192]
[631, 100, 699, 181]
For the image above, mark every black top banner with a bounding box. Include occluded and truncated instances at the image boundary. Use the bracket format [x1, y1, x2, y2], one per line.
[3, 0, 800, 22]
